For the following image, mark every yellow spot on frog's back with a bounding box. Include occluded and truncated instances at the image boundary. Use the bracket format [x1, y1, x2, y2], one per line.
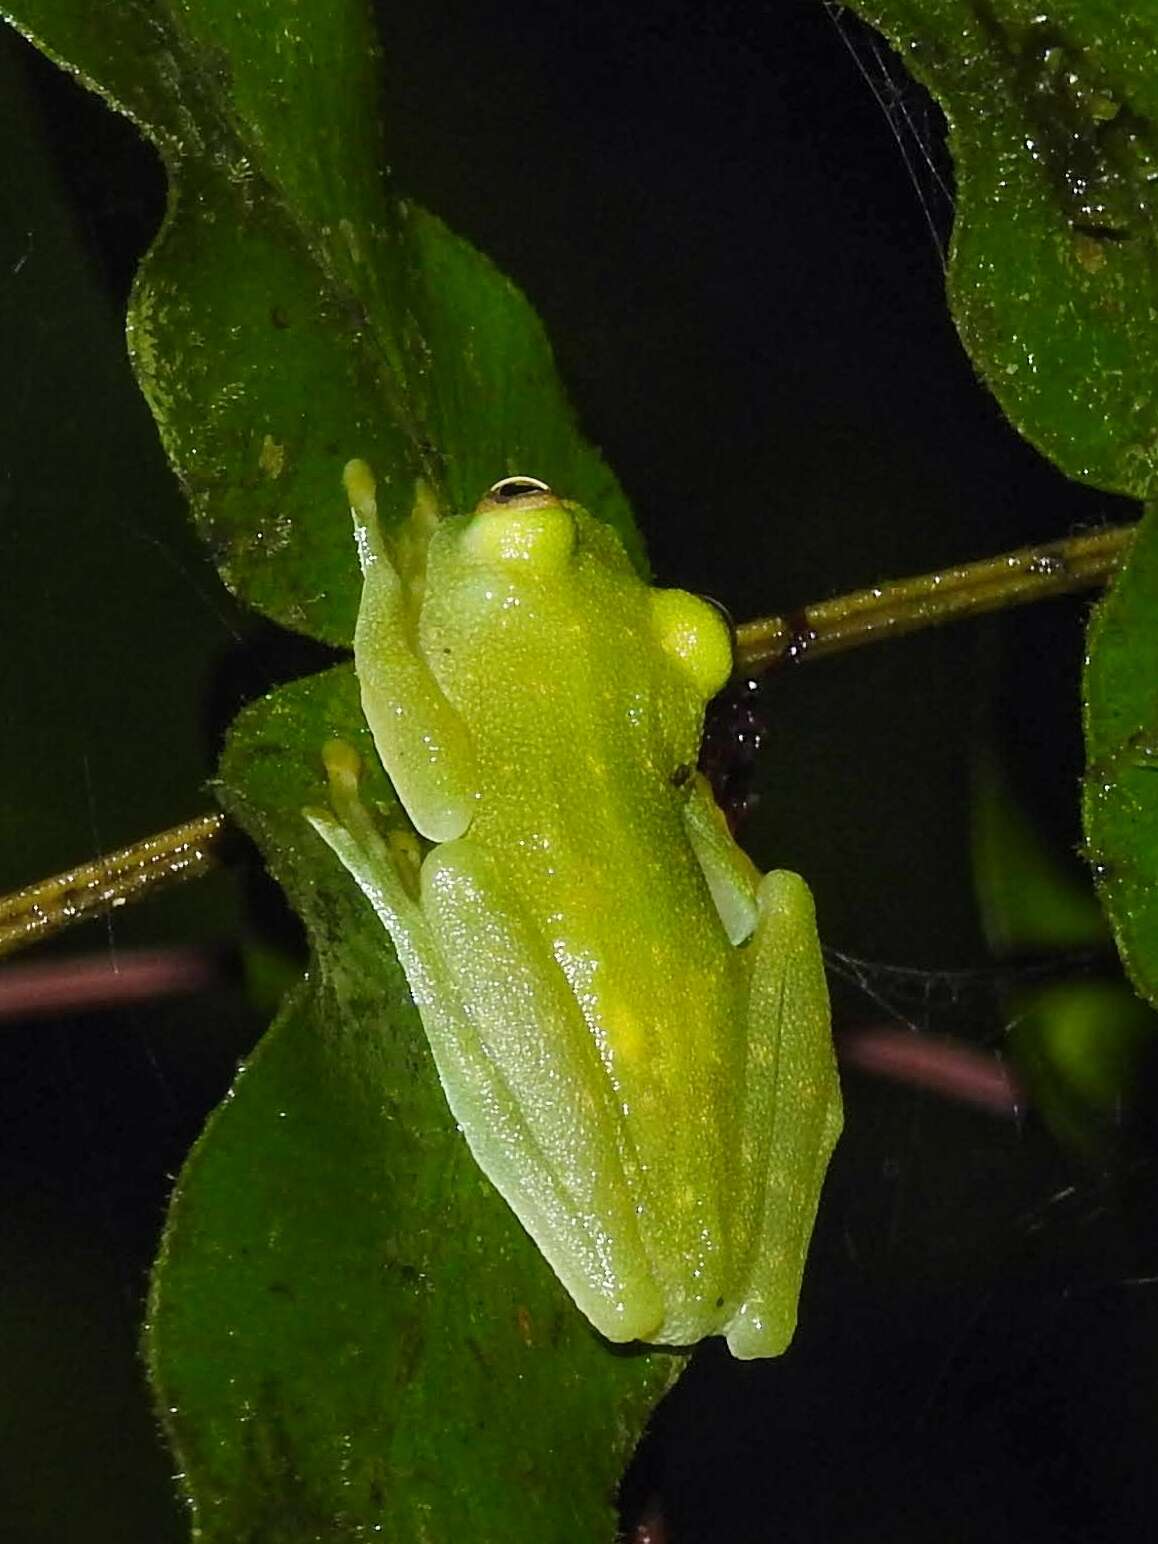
[259, 434, 285, 478]
[597, 989, 646, 1065]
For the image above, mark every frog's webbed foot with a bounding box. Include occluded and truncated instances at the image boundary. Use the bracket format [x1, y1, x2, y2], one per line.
[343, 459, 439, 598]
[304, 739, 420, 902]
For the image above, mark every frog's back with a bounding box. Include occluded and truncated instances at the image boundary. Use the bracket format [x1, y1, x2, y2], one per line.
[423, 496, 756, 1336]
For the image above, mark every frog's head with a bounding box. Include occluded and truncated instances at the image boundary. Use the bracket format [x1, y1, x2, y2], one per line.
[459, 476, 578, 573]
[459, 475, 733, 704]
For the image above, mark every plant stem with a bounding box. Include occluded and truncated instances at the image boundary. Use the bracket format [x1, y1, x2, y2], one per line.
[0, 947, 223, 1018]
[734, 521, 1135, 675]
[0, 813, 226, 959]
[0, 521, 1136, 959]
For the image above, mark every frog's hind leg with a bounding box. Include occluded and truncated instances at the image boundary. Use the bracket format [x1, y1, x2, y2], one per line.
[307, 745, 664, 1344]
[725, 869, 842, 1360]
[304, 740, 446, 1005]
[418, 837, 666, 1347]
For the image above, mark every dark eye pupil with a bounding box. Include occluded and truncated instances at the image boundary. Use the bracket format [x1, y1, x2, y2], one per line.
[489, 476, 551, 502]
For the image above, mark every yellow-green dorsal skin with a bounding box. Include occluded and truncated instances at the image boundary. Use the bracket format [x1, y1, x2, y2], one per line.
[306, 467, 842, 1358]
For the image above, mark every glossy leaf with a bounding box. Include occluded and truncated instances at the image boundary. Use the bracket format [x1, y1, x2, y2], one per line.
[1, 0, 640, 645]
[148, 667, 678, 1540]
[846, 1, 1158, 498]
[972, 745, 1158, 1150]
[971, 746, 1107, 958]
[0, 0, 676, 1536]
[1083, 507, 1158, 1010]
[844, 1, 1158, 1011]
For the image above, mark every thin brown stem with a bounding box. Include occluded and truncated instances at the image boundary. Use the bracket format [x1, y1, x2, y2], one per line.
[0, 812, 227, 959]
[0, 522, 1137, 960]
[734, 521, 1135, 675]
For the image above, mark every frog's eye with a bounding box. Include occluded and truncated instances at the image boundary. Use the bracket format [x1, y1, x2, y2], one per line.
[649, 588, 734, 701]
[464, 477, 575, 571]
[486, 475, 553, 501]
[697, 593, 735, 637]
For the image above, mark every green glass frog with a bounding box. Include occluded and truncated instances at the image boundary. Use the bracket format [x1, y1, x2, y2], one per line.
[306, 463, 841, 1357]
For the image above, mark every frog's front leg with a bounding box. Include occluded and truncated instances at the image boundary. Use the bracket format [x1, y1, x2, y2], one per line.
[682, 771, 761, 944]
[417, 838, 666, 1345]
[343, 460, 480, 842]
[304, 740, 450, 1010]
[727, 869, 842, 1359]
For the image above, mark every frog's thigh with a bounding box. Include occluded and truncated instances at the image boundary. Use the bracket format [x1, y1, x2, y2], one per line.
[726, 869, 842, 1360]
[419, 838, 665, 1344]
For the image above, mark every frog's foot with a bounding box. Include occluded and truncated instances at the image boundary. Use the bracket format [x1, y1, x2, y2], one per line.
[343, 459, 440, 591]
[683, 771, 760, 945]
[318, 739, 383, 853]
[342, 459, 385, 573]
[304, 740, 422, 908]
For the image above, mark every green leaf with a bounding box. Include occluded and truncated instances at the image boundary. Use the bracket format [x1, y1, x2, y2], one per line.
[971, 744, 1157, 1152]
[2, 0, 641, 645]
[843, 3, 1158, 1016]
[1006, 977, 1157, 1153]
[148, 668, 678, 1541]
[0, 0, 675, 1534]
[845, 1, 1158, 499]
[971, 745, 1107, 957]
[1083, 507, 1158, 1011]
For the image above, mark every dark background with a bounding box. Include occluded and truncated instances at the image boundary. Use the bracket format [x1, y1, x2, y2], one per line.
[1, 1, 1155, 1540]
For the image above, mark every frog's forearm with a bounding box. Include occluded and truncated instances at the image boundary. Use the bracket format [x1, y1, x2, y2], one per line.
[344, 461, 480, 843]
